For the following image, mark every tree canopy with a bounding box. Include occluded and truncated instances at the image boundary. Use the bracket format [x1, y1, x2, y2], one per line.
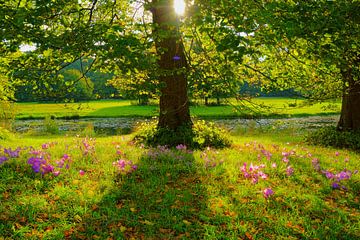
[1, 0, 359, 131]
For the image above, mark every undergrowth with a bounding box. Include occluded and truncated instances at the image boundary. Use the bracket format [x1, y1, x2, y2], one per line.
[133, 120, 232, 149]
[305, 126, 360, 151]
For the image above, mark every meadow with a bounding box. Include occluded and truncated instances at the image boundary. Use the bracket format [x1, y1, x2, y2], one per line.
[1, 125, 359, 239]
[14, 97, 341, 120]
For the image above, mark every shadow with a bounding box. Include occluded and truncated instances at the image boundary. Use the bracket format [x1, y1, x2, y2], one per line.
[72, 147, 210, 239]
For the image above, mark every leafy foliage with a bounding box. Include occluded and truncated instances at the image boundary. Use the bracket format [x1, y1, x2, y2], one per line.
[305, 127, 360, 151]
[133, 120, 232, 149]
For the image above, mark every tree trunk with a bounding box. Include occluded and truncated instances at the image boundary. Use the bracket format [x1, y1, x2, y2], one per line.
[337, 68, 360, 131]
[152, 0, 192, 130]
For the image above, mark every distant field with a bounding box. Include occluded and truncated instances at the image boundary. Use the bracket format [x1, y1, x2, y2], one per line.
[14, 98, 341, 120]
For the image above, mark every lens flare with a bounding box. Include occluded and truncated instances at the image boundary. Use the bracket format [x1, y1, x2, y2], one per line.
[174, 0, 185, 15]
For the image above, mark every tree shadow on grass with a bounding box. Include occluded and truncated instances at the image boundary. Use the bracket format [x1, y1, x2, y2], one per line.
[73, 147, 210, 239]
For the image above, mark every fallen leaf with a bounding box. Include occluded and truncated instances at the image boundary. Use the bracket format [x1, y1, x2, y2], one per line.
[245, 232, 253, 240]
[142, 220, 154, 226]
[183, 220, 191, 225]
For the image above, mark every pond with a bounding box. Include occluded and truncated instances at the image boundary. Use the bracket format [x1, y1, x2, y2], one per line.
[12, 115, 339, 136]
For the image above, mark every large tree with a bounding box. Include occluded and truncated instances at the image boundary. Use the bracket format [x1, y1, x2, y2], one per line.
[197, 0, 360, 131]
[2, 0, 359, 133]
[1, 0, 192, 130]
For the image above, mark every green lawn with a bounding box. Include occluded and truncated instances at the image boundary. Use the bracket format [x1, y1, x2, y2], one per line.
[0, 128, 359, 239]
[14, 98, 341, 120]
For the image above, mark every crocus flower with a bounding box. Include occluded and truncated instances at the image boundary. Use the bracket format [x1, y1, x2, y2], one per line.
[42, 143, 49, 149]
[263, 188, 274, 198]
[282, 157, 289, 163]
[42, 164, 54, 175]
[286, 166, 294, 176]
[176, 144, 187, 150]
[0, 156, 8, 164]
[4, 147, 21, 158]
[331, 182, 340, 189]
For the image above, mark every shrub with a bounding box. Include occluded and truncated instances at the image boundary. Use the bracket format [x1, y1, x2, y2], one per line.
[0, 100, 16, 130]
[43, 116, 59, 135]
[0, 127, 13, 140]
[305, 126, 360, 151]
[133, 120, 232, 149]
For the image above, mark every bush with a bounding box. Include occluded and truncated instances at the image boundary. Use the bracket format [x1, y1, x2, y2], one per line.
[0, 127, 13, 140]
[305, 126, 360, 151]
[133, 120, 232, 149]
[0, 101, 16, 130]
[43, 116, 60, 135]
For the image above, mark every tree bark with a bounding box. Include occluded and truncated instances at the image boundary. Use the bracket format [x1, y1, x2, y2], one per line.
[152, 0, 192, 130]
[337, 68, 360, 131]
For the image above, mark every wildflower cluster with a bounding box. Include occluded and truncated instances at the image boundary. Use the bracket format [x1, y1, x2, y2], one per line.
[27, 147, 72, 176]
[322, 169, 358, 190]
[310, 152, 358, 190]
[79, 137, 96, 158]
[245, 142, 295, 177]
[113, 147, 137, 175]
[147, 145, 190, 162]
[200, 147, 223, 169]
[240, 163, 268, 184]
[0, 147, 22, 165]
[113, 159, 138, 174]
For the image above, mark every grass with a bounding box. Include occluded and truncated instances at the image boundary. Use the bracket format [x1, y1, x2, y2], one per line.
[14, 98, 341, 120]
[1, 126, 359, 239]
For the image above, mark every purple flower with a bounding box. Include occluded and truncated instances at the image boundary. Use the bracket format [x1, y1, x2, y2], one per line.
[173, 55, 181, 61]
[322, 170, 334, 179]
[311, 158, 321, 171]
[79, 170, 85, 176]
[258, 171, 268, 179]
[252, 177, 258, 184]
[176, 144, 187, 150]
[282, 152, 289, 157]
[240, 163, 247, 172]
[4, 147, 21, 158]
[336, 170, 351, 181]
[263, 188, 274, 198]
[331, 182, 340, 189]
[42, 143, 49, 149]
[42, 164, 54, 175]
[0, 156, 8, 164]
[286, 166, 294, 176]
[282, 157, 289, 163]
[28, 157, 46, 173]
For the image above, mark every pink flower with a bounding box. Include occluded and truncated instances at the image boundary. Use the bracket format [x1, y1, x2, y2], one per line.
[53, 171, 61, 176]
[263, 188, 274, 198]
[286, 166, 294, 176]
[335, 151, 339, 156]
[271, 163, 277, 168]
[79, 170, 85, 176]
